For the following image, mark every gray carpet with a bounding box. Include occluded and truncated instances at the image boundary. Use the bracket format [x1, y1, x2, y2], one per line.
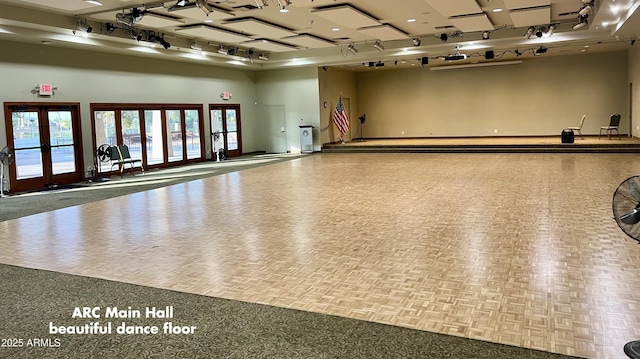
[0, 264, 581, 359]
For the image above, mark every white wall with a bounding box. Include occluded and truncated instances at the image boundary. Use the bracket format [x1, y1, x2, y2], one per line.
[354, 51, 629, 138]
[255, 67, 321, 152]
[0, 39, 259, 172]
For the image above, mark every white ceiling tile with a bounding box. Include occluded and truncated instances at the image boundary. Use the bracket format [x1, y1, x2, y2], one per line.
[175, 25, 253, 43]
[509, 7, 551, 27]
[168, 6, 233, 22]
[242, 39, 298, 52]
[449, 14, 494, 32]
[357, 24, 408, 41]
[18, 0, 96, 11]
[222, 18, 296, 39]
[424, 0, 482, 17]
[503, 0, 551, 10]
[137, 13, 185, 28]
[312, 5, 380, 29]
[281, 34, 335, 49]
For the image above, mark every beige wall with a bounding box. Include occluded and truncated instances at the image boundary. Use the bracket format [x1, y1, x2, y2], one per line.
[0, 39, 258, 171]
[630, 44, 640, 137]
[317, 68, 357, 143]
[354, 51, 629, 138]
[255, 67, 321, 152]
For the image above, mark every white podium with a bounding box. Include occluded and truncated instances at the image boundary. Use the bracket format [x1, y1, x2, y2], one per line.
[299, 125, 314, 153]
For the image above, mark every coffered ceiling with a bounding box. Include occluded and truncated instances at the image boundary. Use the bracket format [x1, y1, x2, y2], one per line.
[0, 0, 638, 70]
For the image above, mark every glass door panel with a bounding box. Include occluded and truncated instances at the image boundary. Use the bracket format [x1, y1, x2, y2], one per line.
[94, 111, 116, 146]
[145, 110, 164, 166]
[210, 109, 224, 158]
[6, 103, 84, 193]
[185, 109, 201, 160]
[210, 105, 242, 158]
[166, 110, 183, 162]
[225, 109, 238, 151]
[12, 111, 43, 180]
[48, 110, 76, 175]
[121, 110, 142, 161]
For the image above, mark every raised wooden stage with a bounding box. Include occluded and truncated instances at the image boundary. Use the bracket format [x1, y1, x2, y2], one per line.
[322, 135, 640, 153]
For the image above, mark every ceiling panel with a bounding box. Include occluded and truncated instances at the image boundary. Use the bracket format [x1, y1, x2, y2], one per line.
[242, 39, 298, 52]
[312, 5, 381, 29]
[18, 0, 97, 11]
[424, 0, 483, 17]
[175, 25, 253, 43]
[137, 13, 185, 28]
[357, 24, 408, 41]
[222, 18, 296, 39]
[509, 7, 551, 27]
[293, 0, 337, 7]
[503, 0, 551, 10]
[449, 14, 494, 32]
[168, 6, 234, 22]
[281, 34, 335, 49]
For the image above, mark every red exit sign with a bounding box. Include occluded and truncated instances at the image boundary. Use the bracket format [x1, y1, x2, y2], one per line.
[39, 84, 53, 96]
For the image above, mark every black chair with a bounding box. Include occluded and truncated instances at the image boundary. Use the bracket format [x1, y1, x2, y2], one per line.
[599, 114, 622, 140]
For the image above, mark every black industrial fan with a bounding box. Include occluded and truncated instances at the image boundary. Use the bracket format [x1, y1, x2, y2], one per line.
[0, 146, 15, 197]
[613, 176, 640, 359]
[91, 144, 112, 182]
[613, 175, 640, 242]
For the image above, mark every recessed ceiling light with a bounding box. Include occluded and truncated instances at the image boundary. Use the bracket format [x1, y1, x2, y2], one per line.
[407, 18, 416, 23]
[332, 28, 340, 32]
[84, 0, 103, 5]
[41, 40, 52, 45]
[204, 19, 213, 23]
[492, 8, 503, 12]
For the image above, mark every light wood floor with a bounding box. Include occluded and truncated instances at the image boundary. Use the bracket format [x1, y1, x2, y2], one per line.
[3, 153, 640, 358]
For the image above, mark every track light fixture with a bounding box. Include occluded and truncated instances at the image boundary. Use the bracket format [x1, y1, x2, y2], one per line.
[190, 40, 202, 51]
[534, 46, 548, 55]
[412, 37, 421, 46]
[276, 0, 291, 12]
[440, 33, 448, 42]
[254, 0, 269, 8]
[525, 26, 535, 38]
[77, 19, 93, 33]
[373, 40, 384, 52]
[573, 14, 589, 30]
[158, 36, 171, 49]
[547, 24, 556, 37]
[196, 0, 213, 16]
[115, 13, 134, 26]
[482, 31, 490, 40]
[246, 48, 254, 63]
[217, 45, 228, 55]
[228, 46, 237, 56]
[347, 43, 358, 55]
[258, 53, 269, 61]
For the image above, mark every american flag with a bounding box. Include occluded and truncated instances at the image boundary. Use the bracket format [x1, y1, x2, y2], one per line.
[333, 96, 350, 135]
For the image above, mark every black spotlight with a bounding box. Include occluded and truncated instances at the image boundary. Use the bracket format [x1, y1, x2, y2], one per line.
[485, 50, 494, 59]
[440, 33, 448, 42]
[421, 56, 429, 66]
[482, 31, 490, 40]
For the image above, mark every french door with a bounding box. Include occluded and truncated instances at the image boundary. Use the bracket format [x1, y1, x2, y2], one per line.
[4, 103, 84, 192]
[210, 105, 242, 158]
